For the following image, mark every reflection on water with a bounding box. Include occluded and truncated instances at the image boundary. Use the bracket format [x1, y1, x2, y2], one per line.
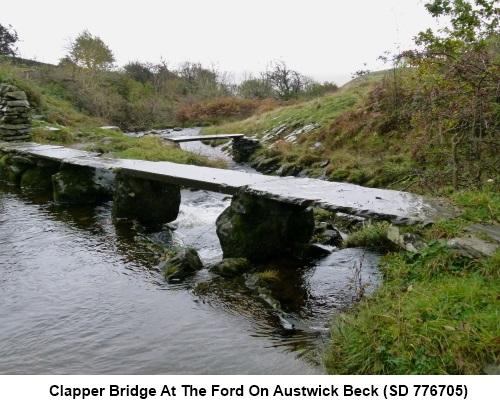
[0, 131, 381, 374]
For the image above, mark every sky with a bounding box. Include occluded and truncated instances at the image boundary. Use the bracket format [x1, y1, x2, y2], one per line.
[2, 0, 442, 85]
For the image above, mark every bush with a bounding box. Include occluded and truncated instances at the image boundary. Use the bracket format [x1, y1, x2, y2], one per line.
[175, 97, 265, 125]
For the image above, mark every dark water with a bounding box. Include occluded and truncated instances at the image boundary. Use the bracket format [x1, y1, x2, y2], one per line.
[0, 132, 381, 374]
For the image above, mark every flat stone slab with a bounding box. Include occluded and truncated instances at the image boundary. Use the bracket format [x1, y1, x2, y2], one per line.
[165, 134, 245, 143]
[0, 142, 461, 225]
[243, 177, 461, 225]
[465, 223, 500, 242]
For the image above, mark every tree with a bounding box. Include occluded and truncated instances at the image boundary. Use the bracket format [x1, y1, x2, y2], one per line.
[238, 73, 274, 99]
[66, 29, 115, 70]
[398, 0, 500, 190]
[263, 60, 308, 100]
[176, 61, 232, 99]
[0, 23, 19, 56]
[124, 61, 154, 85]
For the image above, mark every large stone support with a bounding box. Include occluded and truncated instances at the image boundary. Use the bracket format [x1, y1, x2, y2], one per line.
[232, 137, 260, 162]
[52, 164, 115, 204]
[0, 153, 33, 184]
[0, 152, 59, 189]
[112, 171, 181, 227]
[216, 188, 314, 261]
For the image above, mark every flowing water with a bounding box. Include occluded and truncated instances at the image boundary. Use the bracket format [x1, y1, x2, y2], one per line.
[0, 130, 381, 374]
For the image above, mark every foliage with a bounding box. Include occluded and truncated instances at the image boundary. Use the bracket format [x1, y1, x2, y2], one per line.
[394, 0, 500, 190]
[344, 222, 394, 252]
[451, 190, 500, 222]
[238, 76, 275, 99]
[263, 59, 312, 100]
[325, 190, 500, 374]
[0, 23, 18, 56]
[175, 97, 267, 125]
[65, 29, 116, 70]
[254, 269, 280, 282]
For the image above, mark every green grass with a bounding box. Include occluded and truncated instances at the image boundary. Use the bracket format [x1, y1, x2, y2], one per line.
[344, 221, 393, 251]
[83, 132, 227, 168]
[325, 269, 499, 374]
[203, 82, 371, 139]
[201, 70, 421, 188]
[324, 190, 500, 374]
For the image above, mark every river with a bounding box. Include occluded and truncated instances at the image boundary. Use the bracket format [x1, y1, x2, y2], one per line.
[0, 129, 380, 374]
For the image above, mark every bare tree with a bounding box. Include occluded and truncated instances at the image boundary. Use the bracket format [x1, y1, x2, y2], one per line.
[264, 60, 307, 100]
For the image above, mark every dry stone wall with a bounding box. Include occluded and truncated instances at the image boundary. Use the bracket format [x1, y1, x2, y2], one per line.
[0, 84, 32, 141]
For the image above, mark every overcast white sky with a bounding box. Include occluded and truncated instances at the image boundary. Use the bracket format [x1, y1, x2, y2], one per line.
[2, 0, 442, 85]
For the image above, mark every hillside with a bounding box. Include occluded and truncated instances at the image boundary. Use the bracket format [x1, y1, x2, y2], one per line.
[203, 69, 418, 190]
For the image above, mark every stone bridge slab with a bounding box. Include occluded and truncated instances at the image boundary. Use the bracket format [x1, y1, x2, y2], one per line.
[0, 142, 461, 225]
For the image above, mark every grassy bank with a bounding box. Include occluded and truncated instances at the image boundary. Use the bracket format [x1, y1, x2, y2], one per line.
[325, 190, 499, 374]
[202, 70, 422, 187]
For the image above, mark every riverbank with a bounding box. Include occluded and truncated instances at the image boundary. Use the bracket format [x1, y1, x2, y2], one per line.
[323, 190, 499, 374]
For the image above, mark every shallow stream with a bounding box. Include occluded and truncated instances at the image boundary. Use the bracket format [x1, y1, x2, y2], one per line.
[0, 129, 381, 374]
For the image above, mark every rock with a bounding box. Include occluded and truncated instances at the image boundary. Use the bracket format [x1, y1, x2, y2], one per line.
[209, 258, 252, 278]
[313, 221, 343, 247]
[387, 225, 427, 253]
[100, 126, 120, 131]
[483, 363, 500, 375]
[232, 137, 260, 162]
[6, 100, 30, 108]
[159, 247, 203, 281]
[173, 127, 183, 131]
[21, 166, 58, 190]
[4, 91, 27, 100]
[52, 165, 115, 204]
[447, 236, 498, 259]
[465, 223, 500, 243]
[216, 189, 315, 260]
[0, 153, 33, 185]
[43, 126, 61, 131]
[293, 243, 332, 260]
[0, 84, 16, 94]
[112, 171, 181, 228]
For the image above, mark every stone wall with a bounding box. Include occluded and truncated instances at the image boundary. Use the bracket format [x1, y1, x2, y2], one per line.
[0, 84, 32, 141]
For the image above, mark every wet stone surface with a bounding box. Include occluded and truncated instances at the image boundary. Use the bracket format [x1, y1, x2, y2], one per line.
[0, 142, 461, 225]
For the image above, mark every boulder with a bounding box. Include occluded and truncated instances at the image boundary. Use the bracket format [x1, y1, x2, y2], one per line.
[100, 126, 120, 131]
[387, 225, 427, 253]
[313, 221, 343, 247]
[447, 236, 498, 259]
[216, 189, 314, 260]
[0, 153, 33, 185]
[159, 247, 203, 281]
[209, 258, 252, 278]
[232, 137, 260, 162]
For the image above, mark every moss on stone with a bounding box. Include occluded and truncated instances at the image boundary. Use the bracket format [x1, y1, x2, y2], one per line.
[21, 166, 57, 190]
[52, 165, 114, 204]
[209, 258, 252, 278]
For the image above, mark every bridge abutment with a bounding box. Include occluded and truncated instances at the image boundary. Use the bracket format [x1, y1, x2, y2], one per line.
[216, 188, 314, 261]
[52, 164, 115, 204]
[112, 171, 181, 228]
